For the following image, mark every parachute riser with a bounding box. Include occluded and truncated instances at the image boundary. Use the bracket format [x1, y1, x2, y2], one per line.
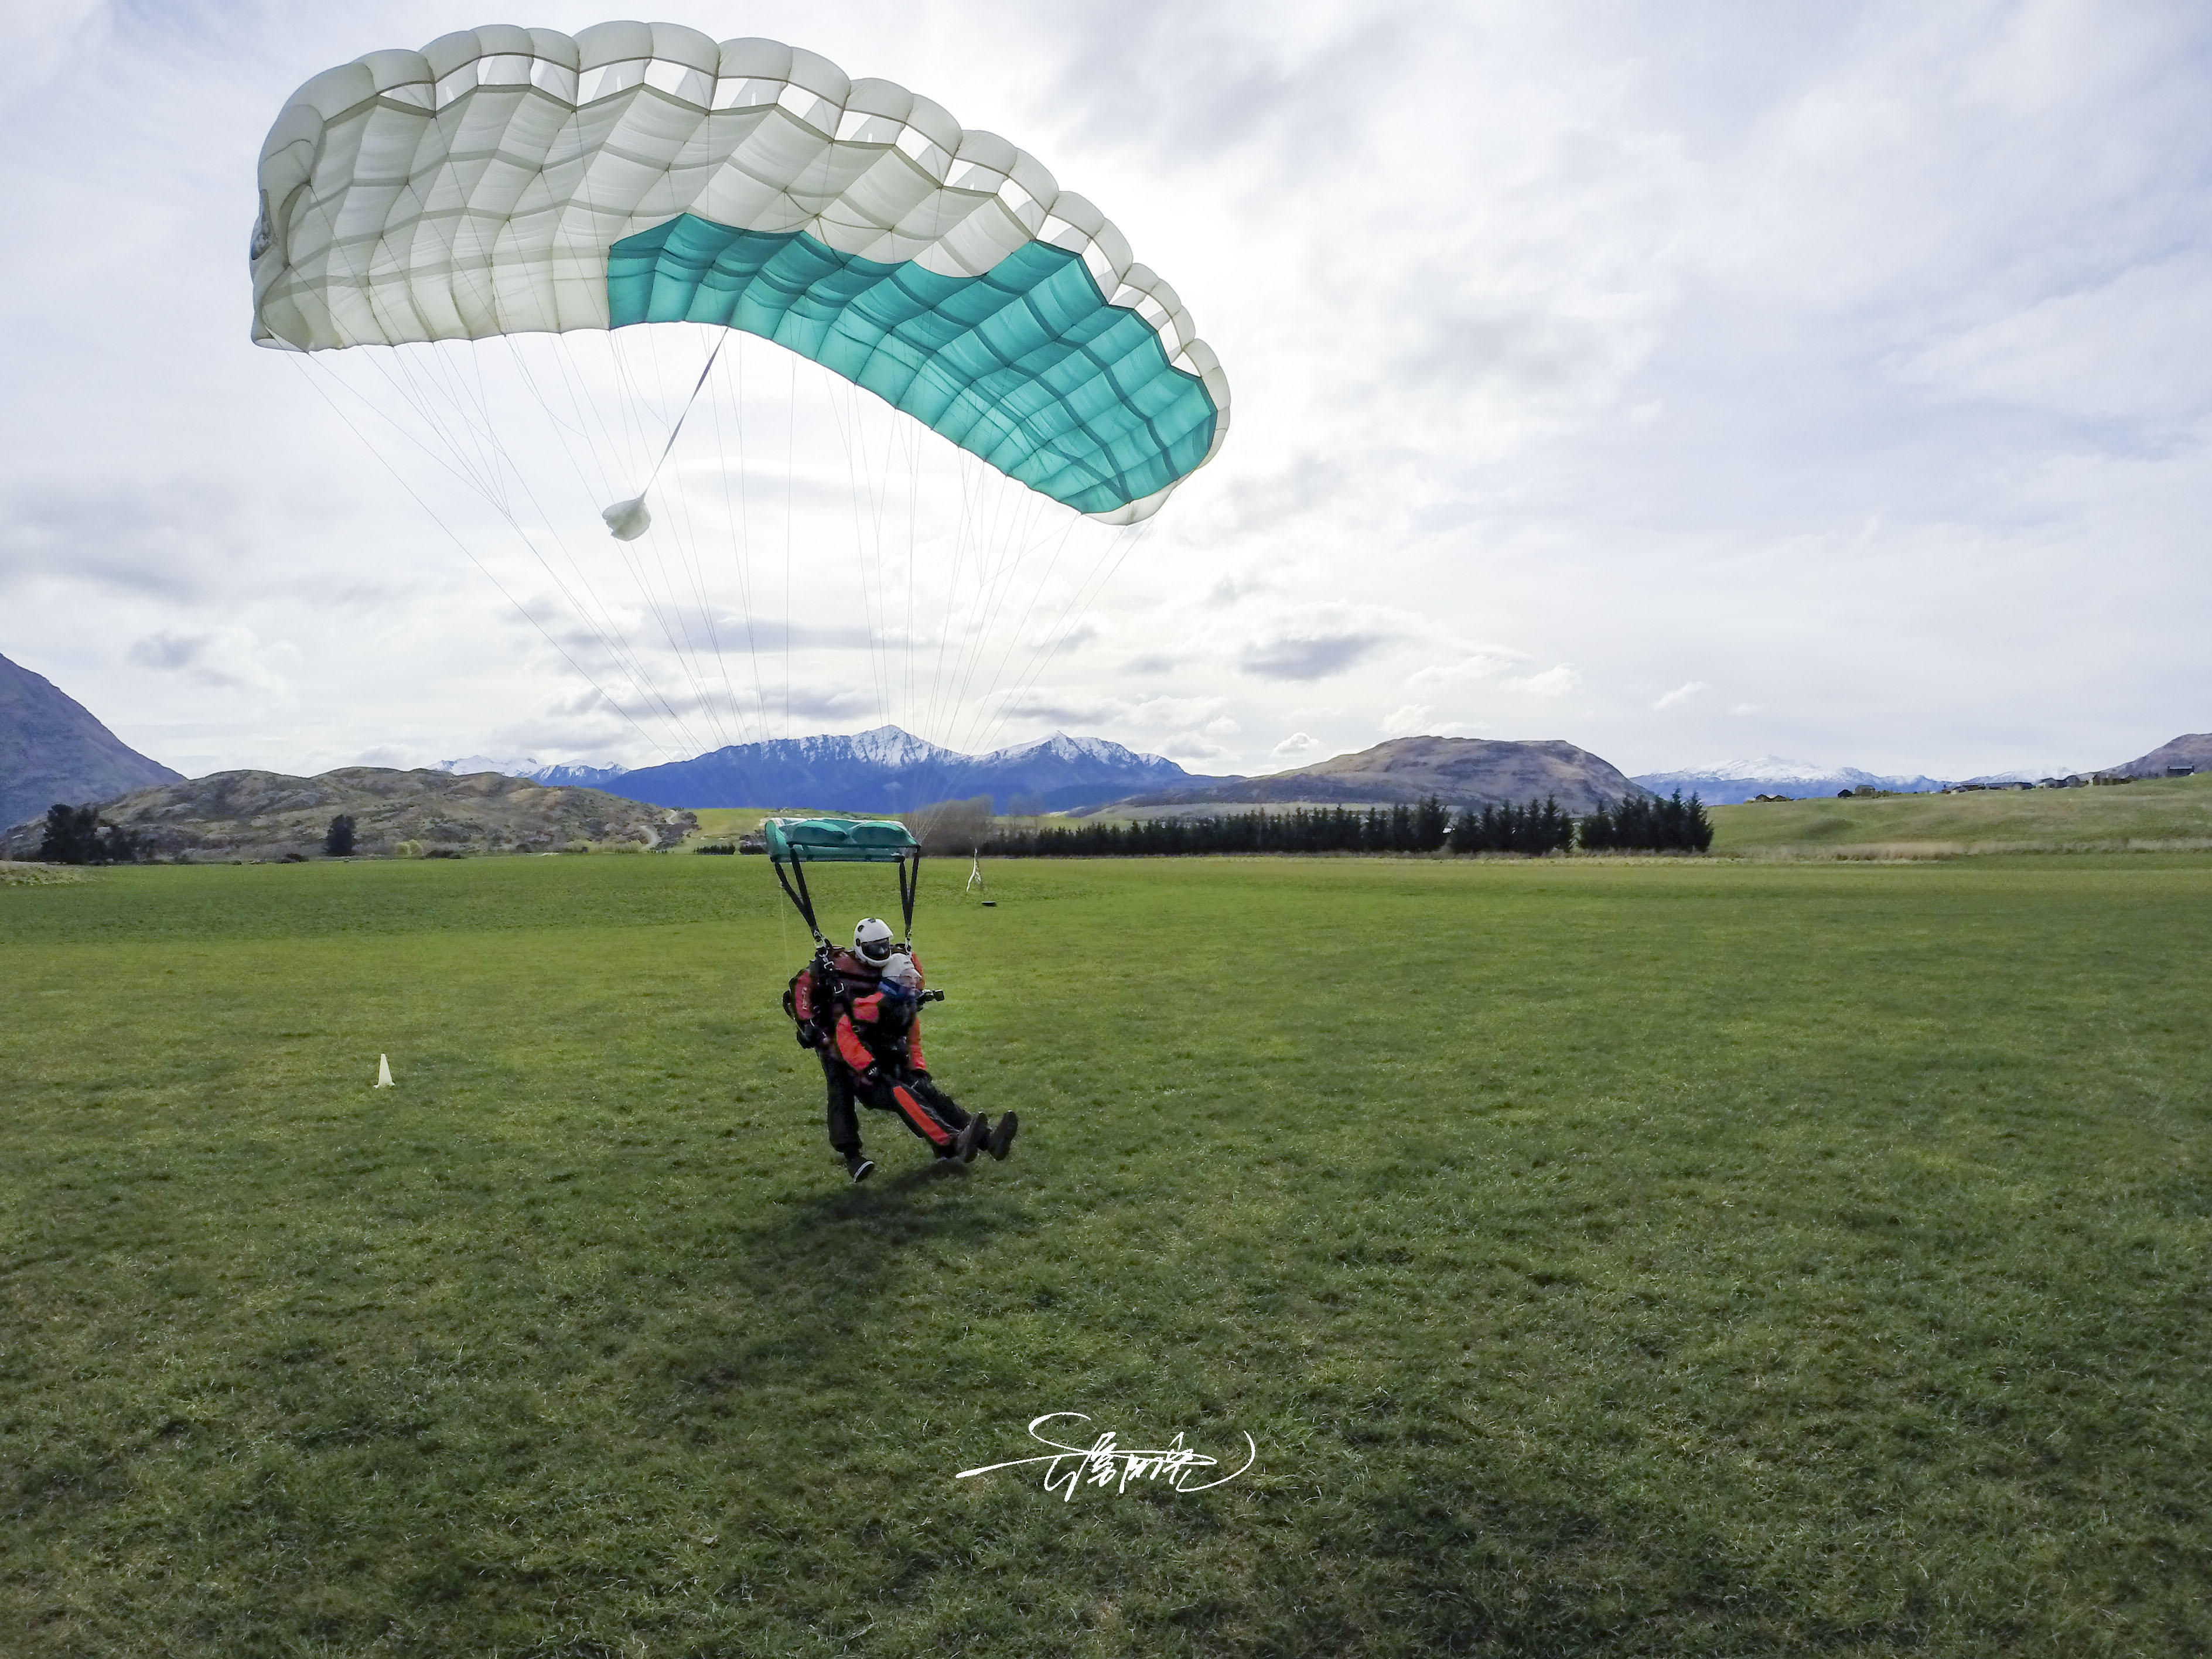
[767, 841, 920, 950]
[772, 854, 827, 947]
[897, 847, 920, 943]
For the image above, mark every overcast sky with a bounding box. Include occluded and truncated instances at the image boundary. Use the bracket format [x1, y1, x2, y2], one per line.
[4, 0, 2208, 781]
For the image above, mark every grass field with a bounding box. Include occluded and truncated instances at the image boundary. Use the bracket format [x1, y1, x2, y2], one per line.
[4, 852, 2210, 1656]
[1708, 771, 2212, 858]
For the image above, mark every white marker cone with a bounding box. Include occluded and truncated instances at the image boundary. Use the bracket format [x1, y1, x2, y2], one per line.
[375, 1054, 394, 1088]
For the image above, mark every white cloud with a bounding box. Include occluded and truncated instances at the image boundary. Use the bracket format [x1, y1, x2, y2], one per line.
[1503, 664, 1583, 699]
[1240, 630, 1392, 681]
[1653, 680, 1711, 710]
[1406, 652, 1525, 689]
[1380, 704, 1432, 735]
[1270, 730, 1319, 757]
[126, 627, 285, 697]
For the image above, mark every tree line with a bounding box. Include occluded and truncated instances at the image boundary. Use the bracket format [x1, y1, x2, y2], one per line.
[32, 807, 363, 864]
[970, 792, 1712, 858]
[1578, 792, 1715, 853]
[35, 804, 142, 864]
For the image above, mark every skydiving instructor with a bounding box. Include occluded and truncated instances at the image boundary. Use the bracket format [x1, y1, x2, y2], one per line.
[788, 918, 1018, 1183]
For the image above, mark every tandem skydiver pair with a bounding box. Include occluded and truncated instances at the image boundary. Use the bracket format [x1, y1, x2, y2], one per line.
[764, 817, 1016, 1184]
[787, 917, 1017, 1184]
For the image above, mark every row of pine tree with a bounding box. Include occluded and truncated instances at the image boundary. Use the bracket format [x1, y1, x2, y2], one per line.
[974, 793, 1712, 858]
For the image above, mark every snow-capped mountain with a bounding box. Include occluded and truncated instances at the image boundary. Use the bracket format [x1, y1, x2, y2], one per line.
[528, 762, 633, 789]
[573, 725, 1226, 813]
[1632, 756, 1949, 804]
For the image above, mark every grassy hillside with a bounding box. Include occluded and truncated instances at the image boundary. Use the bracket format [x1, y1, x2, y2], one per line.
[1709, 770, 2212, 856]
[5, 854, 2211, 1655]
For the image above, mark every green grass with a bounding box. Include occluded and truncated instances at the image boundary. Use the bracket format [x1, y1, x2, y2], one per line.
[1709, 770, 2212, 857]
[4, 854, 2210, 1656]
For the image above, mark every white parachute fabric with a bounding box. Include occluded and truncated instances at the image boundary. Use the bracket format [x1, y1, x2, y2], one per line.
[251, 21, 1229, 521]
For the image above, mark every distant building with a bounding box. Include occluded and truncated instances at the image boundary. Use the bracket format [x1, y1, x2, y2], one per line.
[2169, 765, 2197, 777]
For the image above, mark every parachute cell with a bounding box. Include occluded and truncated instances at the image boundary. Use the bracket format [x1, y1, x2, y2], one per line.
[251, 22, 1228, 521]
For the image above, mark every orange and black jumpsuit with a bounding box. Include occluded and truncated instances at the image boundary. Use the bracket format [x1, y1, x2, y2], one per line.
[793, 951, 973, 1157]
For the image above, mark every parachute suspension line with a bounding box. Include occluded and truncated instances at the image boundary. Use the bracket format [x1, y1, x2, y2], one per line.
[920, 446, 978, 751]
[358, 334, 668, 739]
[286, 353, 675, 763]
[324, 347, 696, 749]
[911, 434, 977, 793]
[909, 447, 994, 825]
[309, 213, 697, 760]
[940, 480, 1070, 759]
[909, 456, 1063, 836]
[470, 339, 721, 759]
[904, 414, 922, 736]
[539, 332, 709, 733]
[945, 508, 1081, 763]
[702, 339, 763, 743]
[494, 334, 711, 745]
[714, 339, 773, 743]
[970, 521, 1149, 765]
[637, 329, 726, 498]
[591, 329, 738, 756]
[823, 371, 901, 741]
[783, 347, 797, 739]
[601, 327, 734, 755]
[940, 452, 1013, 753]
[859, 378, 908, 735]
[337, 343, 716, 760]
[641, 326, 742, 754]
[822, 373, 883, 731]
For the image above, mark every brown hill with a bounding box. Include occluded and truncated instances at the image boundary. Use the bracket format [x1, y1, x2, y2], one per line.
[1112, 735, 1647, 816]
[2, 650, 182, 832]
[2107, 732, 2212, 778]
[1, 767, 694, 861]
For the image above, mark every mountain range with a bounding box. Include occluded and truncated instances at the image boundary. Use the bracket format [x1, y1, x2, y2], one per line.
[1121, 736, 1648, 815]
[2111, 732, 2211, 777]
[10, 647, 2204, 830]
[1, 650, 180, 832]
[447, 728, 1227, 814]
[1631, 756, 1950, 804]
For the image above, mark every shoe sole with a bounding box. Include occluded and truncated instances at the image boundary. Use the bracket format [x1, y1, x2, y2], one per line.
[957, 1119, 985, 1163]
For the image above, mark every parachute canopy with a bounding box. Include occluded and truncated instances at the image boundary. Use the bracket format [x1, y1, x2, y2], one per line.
[251, 22, 1228, 522]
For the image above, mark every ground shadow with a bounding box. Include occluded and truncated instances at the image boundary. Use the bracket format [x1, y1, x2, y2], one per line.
[678, 1144, 1029, 1399]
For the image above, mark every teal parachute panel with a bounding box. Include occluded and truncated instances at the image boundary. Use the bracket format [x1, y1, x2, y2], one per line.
[607, 215, 1218, 517]
[762, 816, 920, 865]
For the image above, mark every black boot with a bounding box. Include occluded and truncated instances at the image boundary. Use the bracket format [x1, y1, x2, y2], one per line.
[844, 1151, 875, 1184]
[986, 1111, 1019, 1160]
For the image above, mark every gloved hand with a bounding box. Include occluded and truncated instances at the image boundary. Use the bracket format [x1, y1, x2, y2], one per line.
[910, 1069, 933, 1084]
[794, 1020, 820, 1049]
[859, 1066, 883, 1091]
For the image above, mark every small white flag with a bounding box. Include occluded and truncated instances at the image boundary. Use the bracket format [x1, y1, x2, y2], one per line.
[375, 1054, 394, 1088]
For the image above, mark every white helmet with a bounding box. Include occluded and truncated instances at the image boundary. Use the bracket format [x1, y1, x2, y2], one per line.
[881, 953, 923, 996]
[852, 916, 896, 966]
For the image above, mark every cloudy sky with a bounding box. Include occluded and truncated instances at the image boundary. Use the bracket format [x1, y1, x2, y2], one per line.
[4, 0, 2208, 782]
